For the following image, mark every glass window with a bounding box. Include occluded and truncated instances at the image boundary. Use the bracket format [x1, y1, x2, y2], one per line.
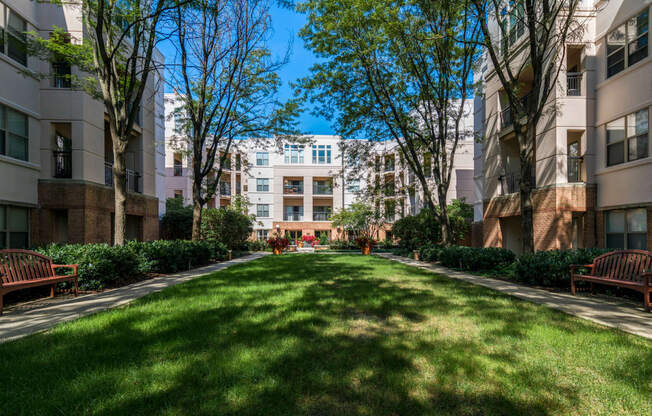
[606, 117, 625, 166]
[606, 208, 647, 250]
[347, 179, 360, 193]
[6, 10, 27, 66]
[312, 145, 331, 164]
[256, 178, 269, 192]
[256, 152, 268, 166]
[0, 106, 5, 155]
[424, 153, 432, 177]
[626, 109, 648, 162]
[607, 8, 649, 78]
[0, 105, 28, 161]
[256, 230, 269, 241]
[284, 144, 304, 164]
[1, 206, 29, 249]
[256, 204, 269, 217]
[284, 206, 303, 221]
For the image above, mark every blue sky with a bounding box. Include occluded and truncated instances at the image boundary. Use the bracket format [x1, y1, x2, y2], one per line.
[161, 4, 334, 135]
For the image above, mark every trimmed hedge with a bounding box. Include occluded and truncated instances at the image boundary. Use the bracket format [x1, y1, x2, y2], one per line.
[513, 248, 614, 287]
[37, 240, 229, 290]
[439, 246, 516, 271]
[418, 244, 443, 262]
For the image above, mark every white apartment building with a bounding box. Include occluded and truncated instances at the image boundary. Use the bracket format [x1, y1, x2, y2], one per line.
[473, 0, 652, 253]
[0, 0, 165, 247]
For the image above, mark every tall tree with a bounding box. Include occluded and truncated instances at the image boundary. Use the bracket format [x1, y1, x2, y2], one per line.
[30, 0, 188, 245]
[472, 0, 585, 253]
[169, 0, 299, 240]
[298, 0, 479, 245]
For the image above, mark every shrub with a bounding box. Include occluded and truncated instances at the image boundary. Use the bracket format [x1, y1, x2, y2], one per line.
[513, 248, 614, 287]
[318, 234, 329, 245]
[418, 244, 443, 262]
[246, 240, 268, 251]
[354, 236, 376, 249]
[201, 207, 254, 249]
[439, 246, 515, 271]
[447, 199, 473, 244]
[302, 235, 317, 247]
[392, 208, 441, 250]
[267, 234, 290, 250]
[329, 239, 357, 250]
[37, 243, 145, 290]
[160, 198, 193, 240]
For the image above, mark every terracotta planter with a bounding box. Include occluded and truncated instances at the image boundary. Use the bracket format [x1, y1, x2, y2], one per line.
[298, 241, 304, 248]
[273, 247, 282, 255]
[361, 245, 372, 255]
[413, 250, 419, 261]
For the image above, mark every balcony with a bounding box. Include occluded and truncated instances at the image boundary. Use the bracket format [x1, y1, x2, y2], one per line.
[499, 171, 536, 195]
[284, 213, 303, 221]
[284, 182, 304, 195]
[104, 162, 141, 193]
[173, 164, 183, 177]
[566, 72, 582, 96]
[313, 182, 332, 195]
[567, 156, 582, 183]
[53, 151, 72, 178]
[52, 63, 71, 88]
[313, 211, 332, 221]
[500, 93, 532, 130]
[219, 183, 231, 196]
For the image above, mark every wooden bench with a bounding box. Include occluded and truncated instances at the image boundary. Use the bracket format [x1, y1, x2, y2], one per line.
[570, 250, 652, 312]
[0, 249, 78, 315]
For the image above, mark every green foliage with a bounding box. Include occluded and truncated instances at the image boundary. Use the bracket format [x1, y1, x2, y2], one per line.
[439, 246, 516, 272]
[245, 240, 268, 252]
[201, 207, 254, 249]
[161, 198, 194, 240]
[318, 233, 329, 245]
[513, 248, 615, 288]
[330, 202, 383, 239]
[37, 240, 228, 290]
[447, 199, 474, 244]
[418, 244, 443, 262]
[329, 239, 357, 250]
[392, 208, 441, 250]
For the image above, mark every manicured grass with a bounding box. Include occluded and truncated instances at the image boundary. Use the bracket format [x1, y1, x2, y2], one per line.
[0, 254, 650, 415]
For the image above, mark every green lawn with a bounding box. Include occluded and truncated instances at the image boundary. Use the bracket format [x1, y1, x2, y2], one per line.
[1, 254, 650, 415]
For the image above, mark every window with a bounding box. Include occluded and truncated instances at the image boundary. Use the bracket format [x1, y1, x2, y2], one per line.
[313, 206, 332, 221]
[2, 9, 27, 66]
[256, 178, 269, 192]
[606, 108, 648, 166]
[256, 204, 269, 217]
[312, 145, 331, 164]
[424, 153, 432, 178]
[284, 144, 304, 164]
[256, 230, 269, 241]
[606, 208, 647, 249]
[0, 205, 29, 249]
[0, 104, 29, 161]
[607, 8, 648, 78]
[173, 153, 183, 176]
[256, 152, 268, 166]
[347, 179, 360, 193]
[174, 189, 183, 199]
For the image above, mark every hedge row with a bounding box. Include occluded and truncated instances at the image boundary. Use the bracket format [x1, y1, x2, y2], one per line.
[37, 240, 229, 290]
[416, 244, 617, 288]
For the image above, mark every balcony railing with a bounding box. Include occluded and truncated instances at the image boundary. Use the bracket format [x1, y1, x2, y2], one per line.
[567, 72, 582, 96]
[104, 162, 141, 193]
[53, 151, 72, 178]
[313, 212, 331, 221]
[500, 93, 532, 129]
[52, 63, 71, 88]
[384, 162, 395, 172]
[219, 183, 231, 196]
[499, 171, 536, 195]
[567, 156, 582, 182]
[284, 213, 303, 221]
[173, 164, 183, 176]
[284, 184, 303, 195]
[313, 183, 332, 195]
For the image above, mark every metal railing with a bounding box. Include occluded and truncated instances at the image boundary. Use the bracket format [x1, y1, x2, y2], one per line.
[284, 213, 303, 221]
[313, 183, 332, 195]
[284, 184, 303, 195]
[52, 63, 71, 88]
[567, 72, 582, 96]
[567, 156, 582, 182]
[501, 93, 532, 129]
[53, 151, 72, 178]
[500, 171, 536, 195]
[104, 162, 141, 193]
[313, 212, 331, 221]
[173, 164, 183, 176]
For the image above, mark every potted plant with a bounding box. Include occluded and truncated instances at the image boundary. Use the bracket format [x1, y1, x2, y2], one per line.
[355, 236, 376, 255]
[302, 235, 317, 247]
[297, 238, 304, 248]
[267, 234, 290, 255]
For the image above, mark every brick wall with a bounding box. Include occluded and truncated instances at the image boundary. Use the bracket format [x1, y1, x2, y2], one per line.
[33, 181, 159, 245]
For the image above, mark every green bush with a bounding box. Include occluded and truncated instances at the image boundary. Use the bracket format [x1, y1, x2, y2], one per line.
[439, 246, 515, 271]
[513, 248, 614, 287]
[245, 240, 268, 251]
[201, 207, 254, 249]
[329, 239, 357, 250]
[392, 208, 441, 250]
[160, 198, 193, 240]
[37, 243, 146, 290]
[318, 234, 329, 245]
[418, 244, 443, 262]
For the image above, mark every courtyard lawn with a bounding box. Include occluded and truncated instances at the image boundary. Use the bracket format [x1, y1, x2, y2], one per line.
[0, 255, 650, 416]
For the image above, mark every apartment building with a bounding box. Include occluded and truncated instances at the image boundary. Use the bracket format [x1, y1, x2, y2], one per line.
[474, 0, 651, 253]
[0, 0, 164, 248]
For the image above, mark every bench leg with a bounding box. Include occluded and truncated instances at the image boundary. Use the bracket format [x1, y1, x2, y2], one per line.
[0, 293, 3, 316]
[571, 275, 576, 296]
[590, 283, 595, 295]
[74, 279, 78, 297]
[50, 284, 55, 298]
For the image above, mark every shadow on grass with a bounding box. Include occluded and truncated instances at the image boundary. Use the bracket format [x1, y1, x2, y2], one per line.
[0, 255, 650, 416]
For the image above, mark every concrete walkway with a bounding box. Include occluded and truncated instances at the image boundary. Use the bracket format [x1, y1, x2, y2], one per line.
[0, 252, 268, 343]
[376, 253, 652, 340]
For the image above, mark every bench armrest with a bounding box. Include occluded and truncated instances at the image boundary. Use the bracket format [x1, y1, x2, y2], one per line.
[52, 264, 78, 276]
[570, 264, 593, 274]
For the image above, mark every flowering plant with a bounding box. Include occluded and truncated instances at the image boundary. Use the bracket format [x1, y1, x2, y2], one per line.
[302, 235, 317, 247]
[354, 236, 376, 249]
[267, 235, 290, 250]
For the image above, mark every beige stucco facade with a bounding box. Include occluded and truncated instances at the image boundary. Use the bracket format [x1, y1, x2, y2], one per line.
[474, 0, 652, 253]
[0, 0, 164, 248]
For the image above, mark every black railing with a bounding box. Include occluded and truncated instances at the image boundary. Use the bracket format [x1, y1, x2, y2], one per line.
[313, 183, 332, 195]
[313, 212, 331, 221]
[52, 63, 71, 88]
[567, 156, 582, 182]
[104, 162, 141, 193]
[284, 213, 303, 221]
[173, 164, 183, 176]
[53, 151, 72, 178]
[501, 93, 532, 129]
[284, 184, 303, 194]
[500, 171, 536, 195]
[567, 72, 582, 96]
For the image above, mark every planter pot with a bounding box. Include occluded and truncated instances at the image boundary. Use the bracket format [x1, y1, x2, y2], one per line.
[413, 250, 419, 261]
[298, 242, 304, 248]
[273, 248, 282, 255]
[361, 245, 372, 255]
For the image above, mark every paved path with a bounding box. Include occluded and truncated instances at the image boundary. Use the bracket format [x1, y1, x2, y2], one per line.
[376, 253, 652, 340]
[0, 252, 268, 343]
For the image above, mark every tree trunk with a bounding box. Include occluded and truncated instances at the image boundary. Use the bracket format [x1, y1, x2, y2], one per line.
[439, 197, 452, 246]
[191, 180, 203, 241]
[112, 147, 127, 246]
[519, 157, 535, 254]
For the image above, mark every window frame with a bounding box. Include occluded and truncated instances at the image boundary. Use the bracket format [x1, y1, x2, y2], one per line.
[606, 7, 649, 78]
[256, 204, 269, 218]
[256, 178, 269, 192]
[605, 208, 647, 250]
[0, 104, 29, 162]
[606, 107, 649, 167]
[0, 205, 30, 249]
[256, 152, 268, 166]
[2, 7, 28, 67]
[284, 144, 304, 164]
